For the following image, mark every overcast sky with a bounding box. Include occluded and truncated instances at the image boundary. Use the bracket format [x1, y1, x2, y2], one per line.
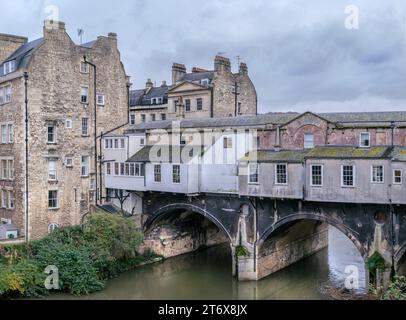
[2, 0, 406, 114]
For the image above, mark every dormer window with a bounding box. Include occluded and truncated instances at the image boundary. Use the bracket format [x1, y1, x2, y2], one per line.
[200, 78, 209, 85]
[3, 60, 15, 75]
[151, 97, 163, 105]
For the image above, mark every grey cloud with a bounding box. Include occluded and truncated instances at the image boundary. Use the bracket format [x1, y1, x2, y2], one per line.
[1, 0, 406, 114]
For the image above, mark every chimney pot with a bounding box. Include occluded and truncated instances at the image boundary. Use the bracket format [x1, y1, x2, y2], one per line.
[108, 32, 117, 40]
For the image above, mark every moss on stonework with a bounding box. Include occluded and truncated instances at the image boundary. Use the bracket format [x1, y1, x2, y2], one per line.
[367, 252, 390, 281]
[235, 246, 249, 257]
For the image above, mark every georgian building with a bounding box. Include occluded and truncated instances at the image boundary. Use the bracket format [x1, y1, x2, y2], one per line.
[128, 56, 257, 125]
[0, 20, 129, 240]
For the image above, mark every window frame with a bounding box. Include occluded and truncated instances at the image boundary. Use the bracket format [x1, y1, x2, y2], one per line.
[154, 164, 162, 183]
[81, 156, 90, 177]
[393, 169, 403, 185]
[96, 94, 105, 106]
[185, 99, 191, 112]
[360, 132, 370, 148]
[81, 86, 89, 104]
[48, 190, 59, 210]
[371, 165, 385, 184]
[275, 163, 288, 185]
[47, 123, 56, 144]
[341, 165, 355, 188]
[172, 164, 181, 184]
[48, 159, 57, 181]
[81, 117, 89, 136]
[196, 98, 203, 111]
[304, 133, 314, 149]
[248, 163, 259, 185]
[310, 164, 323, 187]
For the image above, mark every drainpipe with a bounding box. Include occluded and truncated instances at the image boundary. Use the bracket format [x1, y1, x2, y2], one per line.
[24, 72, 29, 242]
[83, 56, 98, 205]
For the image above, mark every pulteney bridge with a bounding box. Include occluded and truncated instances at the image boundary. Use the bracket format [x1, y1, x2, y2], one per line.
[142, 192, 406, 283]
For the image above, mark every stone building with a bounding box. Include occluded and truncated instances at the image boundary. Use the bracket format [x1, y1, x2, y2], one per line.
[129, 56, 257, 124]
[0, 20, 129, 239]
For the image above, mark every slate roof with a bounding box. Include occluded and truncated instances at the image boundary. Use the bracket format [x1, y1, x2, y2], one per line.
[127, 145, 202, 163]
[0, 37, 44, 76]
[80, 40, 96, 48]
[241, 146, 393, 162]
[129, 113, 299, 131]
[241, 150, 309, 163]
[0, 223, 18, 231]
[130, 86, 169, 107]
[319, 112, 406, 123]
[180, 71, 214, 83]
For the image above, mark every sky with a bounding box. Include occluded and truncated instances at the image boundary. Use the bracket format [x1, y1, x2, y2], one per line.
[1, 0, 406, 114]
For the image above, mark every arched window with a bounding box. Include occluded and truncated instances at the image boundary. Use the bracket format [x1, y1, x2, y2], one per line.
[48, 223, 59, 234]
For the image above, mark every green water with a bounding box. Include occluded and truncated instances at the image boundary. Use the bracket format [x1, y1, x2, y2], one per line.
[48, 227, 367, 300]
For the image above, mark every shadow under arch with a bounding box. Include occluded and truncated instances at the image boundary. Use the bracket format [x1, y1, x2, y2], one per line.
[144, 203, 233, 242]
[258, 213, 366, 259]
[395, 241, 406, 267]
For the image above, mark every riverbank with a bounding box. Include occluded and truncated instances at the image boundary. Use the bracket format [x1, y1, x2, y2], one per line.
[0, 212, 155, 298]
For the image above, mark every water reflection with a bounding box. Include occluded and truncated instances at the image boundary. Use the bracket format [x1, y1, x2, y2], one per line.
[48, 226, 366, 300]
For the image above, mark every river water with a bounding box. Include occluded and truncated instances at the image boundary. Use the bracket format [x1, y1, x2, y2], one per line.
[49, 226, 367, 300]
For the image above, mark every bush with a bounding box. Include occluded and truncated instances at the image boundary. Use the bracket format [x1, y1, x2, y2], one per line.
[384, 276, 406, 300]
[0, 212, 146, 298]
[0, 259, 46, 298]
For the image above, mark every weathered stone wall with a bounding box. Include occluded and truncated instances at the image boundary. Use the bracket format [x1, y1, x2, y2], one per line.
[0, 34, 27, 62]
[139, 216, 228, 258]
[1, 21, 129, 240]
[237, 221, 329, 281]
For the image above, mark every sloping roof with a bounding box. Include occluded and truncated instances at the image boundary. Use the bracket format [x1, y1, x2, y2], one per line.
[0, 223, 18, 231]
[180, 71, 214, 83]
[390, 147, 406, 162]
[0, 38, 44, 76]
[319, 112, 406, 123]
[130, 86, 169, 107]
[241, 150, 309, 163]
[305, 146, 391, 159]
[130, 113, 299, 131]
[80, 40, 96, 48]
[127, 145, 202, 163]
[241, 146, 393, 162]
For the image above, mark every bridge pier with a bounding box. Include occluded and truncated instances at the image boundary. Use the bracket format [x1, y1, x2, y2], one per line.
[235, 221, 329, 281]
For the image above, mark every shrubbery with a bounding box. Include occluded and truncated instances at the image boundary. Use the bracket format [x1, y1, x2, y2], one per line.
[0, 212, 145, 298]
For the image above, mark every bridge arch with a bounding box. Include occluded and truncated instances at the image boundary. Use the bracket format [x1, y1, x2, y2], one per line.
[144, 203, 233, 242]
[258, 213, 366, 258]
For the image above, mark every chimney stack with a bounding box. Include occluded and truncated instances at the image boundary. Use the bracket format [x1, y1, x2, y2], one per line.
[192, 67, 208, 73]
[43, 20, 66, 39]
[145, 78, 153, 91]
[0, 33, 28, 62]
[239, 62, 248, 75]
[172, 63, 186, 85]
[161, 80, 167, 87]
[214, 55, 231, 73]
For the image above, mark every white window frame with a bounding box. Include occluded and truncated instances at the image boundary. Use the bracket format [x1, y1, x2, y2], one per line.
[371, 165, 385, 184]
[360, 132, 370, 148]
[248, 163, 259, 184]
[341, 165, 355, 188]
[81, 86, 89, 104]
[8, 191, 13, 209]
[65, 157, 73, 168]
[48, 190, 59, 209]
[8, 160, 14, 180]
[304, 133, 314, 149]
[106, 162, 111, 175]
[1, 125, 7, 144]
[80, 61, 89, 74]
[47, 123, 56, 144]
[81, 156, 89, 177]
[8, 124, 13, 143]
[310, 164, 323, 187]
[65, 119, 72, 129]
[97, 94, 105, 106]
[48, 223, 59, 233]
[48, 159, 57, 181]
[1, 159, 7, 179]
[3, 60, 15, 75]
[82, 117, 89, 136]
[2, 190, 7, 208]
[393, 169, 403, 185]
[275, 163, 288, 185]
[154, 164, 161, 183]
[172, 164, 181, 184]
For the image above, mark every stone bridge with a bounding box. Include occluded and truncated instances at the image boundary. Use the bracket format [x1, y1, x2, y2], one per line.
[142, 192, 406, 282]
